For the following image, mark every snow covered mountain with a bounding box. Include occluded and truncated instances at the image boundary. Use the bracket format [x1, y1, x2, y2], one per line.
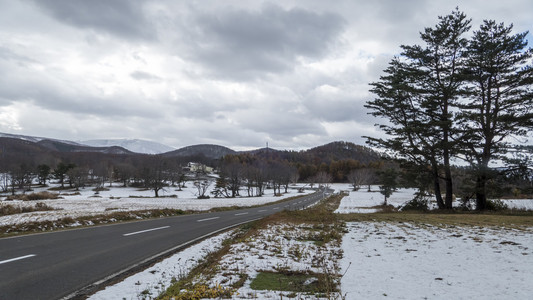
[80, 139, 175, 154]
[0, 132, 82, 145]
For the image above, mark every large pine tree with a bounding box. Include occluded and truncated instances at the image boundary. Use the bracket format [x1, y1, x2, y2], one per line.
[366, 9, 471, 209]
[459, 21, 533, 210]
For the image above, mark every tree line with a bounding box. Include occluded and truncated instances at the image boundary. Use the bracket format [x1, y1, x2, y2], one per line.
[366, 9, 533, 210]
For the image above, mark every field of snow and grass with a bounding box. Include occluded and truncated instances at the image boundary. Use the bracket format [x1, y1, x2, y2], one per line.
[332, 184, 533, 213]
[0, 183, 312, 227]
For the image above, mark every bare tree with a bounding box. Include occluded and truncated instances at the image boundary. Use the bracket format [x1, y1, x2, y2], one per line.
[67, 166, 89, 191]
[194, 179, 211, 199]
[141, 156, 169, 197]
[314, 171, 333, 189]
[347, 168, 375, 191]
[220, 159, 243, 198]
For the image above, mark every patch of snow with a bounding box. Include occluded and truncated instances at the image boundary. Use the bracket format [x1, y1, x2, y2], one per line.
[208, 223, 342, 299]
[340, 222, 533, 299]
[333, 186, 418, 213]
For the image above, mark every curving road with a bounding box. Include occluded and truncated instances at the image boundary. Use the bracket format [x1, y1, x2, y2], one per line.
[0, 191, 328, 300]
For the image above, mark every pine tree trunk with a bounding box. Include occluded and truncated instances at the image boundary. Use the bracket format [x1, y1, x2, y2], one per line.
[444, 164, 454, 209]
[442, 108, 454, 209]
[475, 174, 487, 210]
[432, 168, 445, 209]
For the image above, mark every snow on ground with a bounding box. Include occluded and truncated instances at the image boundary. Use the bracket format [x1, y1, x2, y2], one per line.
[215, 223, 342, 299]
[0, 184, 312, 226]
[89, 230, 235, 300]
[331, 184, 533, 213]
[334, 186, 418, 213]
[340, 222, 533, 299]
[90, 222, 343, 299]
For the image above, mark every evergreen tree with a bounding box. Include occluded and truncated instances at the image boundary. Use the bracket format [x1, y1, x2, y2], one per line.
[37, 164, 51, 185]
[366, 9, 471, 209]
[378, 168, 398, 206]
[459, 20, 533, 210]
[53, 162, 75, 188]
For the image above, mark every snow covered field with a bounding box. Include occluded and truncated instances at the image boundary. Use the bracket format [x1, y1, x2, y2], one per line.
[332, 185, 533, 213]
[340, 222, 533, 299]
[0, 184, 312, 226]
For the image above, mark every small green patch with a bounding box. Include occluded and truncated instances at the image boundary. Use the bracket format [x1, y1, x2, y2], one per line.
[250, 271, 319, 293]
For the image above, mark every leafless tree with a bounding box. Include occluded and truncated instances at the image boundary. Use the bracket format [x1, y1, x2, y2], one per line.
[314, 171, 333, 189]
[194, 179, 211, 199]
[67, 166, 89, 191]
[347, 168, 375, 191]
[220, 160, 243, 198]
[141, 155, 169, 197]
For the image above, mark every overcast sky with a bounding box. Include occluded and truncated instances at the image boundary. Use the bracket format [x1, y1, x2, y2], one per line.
[0, 0, 531, 150]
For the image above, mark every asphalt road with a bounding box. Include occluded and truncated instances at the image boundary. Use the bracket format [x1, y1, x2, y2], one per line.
[0, 191, 328, 300]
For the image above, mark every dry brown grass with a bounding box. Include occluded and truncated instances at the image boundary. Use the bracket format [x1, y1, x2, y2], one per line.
[5, 191, 62, 201]
[1, 202, 56, 216]
[338, 211, 533, 229]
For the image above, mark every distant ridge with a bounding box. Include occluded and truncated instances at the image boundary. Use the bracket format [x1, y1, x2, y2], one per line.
[0, 132, 384, 164]
[162, 144, 236, 159]
[81, 139, 175, 154]
[37, 139, 133, 154]
[0, 132, 82, 146]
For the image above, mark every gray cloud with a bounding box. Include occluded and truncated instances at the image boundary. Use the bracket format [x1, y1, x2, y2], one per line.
[0, 59, 162, 118]
[130, 70, 162, 81]
[29, 0, 154, 40]
[179, 4, 346, 79]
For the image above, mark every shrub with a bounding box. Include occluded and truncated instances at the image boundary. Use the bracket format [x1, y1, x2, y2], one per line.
[401, 195, 429, 211]
[486, 199, 508, 211]
[1, 204, 20, 216]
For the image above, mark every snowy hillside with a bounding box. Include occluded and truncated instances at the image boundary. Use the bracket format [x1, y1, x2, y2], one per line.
[0, 132, 82, 145]
[80, 139, 175, 154]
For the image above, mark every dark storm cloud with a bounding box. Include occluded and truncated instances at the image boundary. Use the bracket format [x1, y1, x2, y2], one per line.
[29, 0, 154, 40]
[181, 4, 346, 79]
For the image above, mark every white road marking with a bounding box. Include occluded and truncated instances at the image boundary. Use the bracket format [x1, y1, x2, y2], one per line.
[123, 226, 170, 237]
[258, 209, 267, 212]
[234, 212, 249, 216]
[273, 207, 280, 210]
[0, 254, 36, 265]
[197, 217, 220, 222]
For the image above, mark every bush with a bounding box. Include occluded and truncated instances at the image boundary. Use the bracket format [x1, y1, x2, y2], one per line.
[401, 195, 429, 211]
[486, 199, 508, 211]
